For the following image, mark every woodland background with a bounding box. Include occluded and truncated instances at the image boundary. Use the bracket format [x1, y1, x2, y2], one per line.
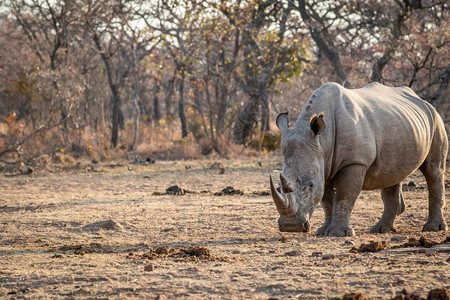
[0, 0, 448, 167]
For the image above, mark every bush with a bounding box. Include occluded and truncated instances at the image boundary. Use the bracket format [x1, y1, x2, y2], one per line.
[249, 131, 281, 152]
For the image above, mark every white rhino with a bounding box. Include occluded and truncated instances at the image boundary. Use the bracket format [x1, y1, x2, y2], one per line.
[271, 82, 448, 236]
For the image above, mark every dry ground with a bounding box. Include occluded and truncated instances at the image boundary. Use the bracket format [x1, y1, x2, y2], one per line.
[0, 158, 449, 299]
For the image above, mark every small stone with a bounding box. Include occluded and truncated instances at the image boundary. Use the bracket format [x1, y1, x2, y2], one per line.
[278, 236, 289, 243]
[342, 240, 355, 246]
[144, 264, 154, 272]
[322, 254, 336, 260]
[232, 249, 240, 254]
[19, 163, 33, 174]
[390, 235, 406, 243]
[311, 251, 322, 257]
[408, 181, 416, 187]
[284, 250, 301, 257]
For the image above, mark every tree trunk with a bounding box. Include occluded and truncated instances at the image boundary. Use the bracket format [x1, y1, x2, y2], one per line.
[164, 76, 175, 119]
[233, 97, 259, 144]
[178, 73, 188, 138]
[153, 81, 161, 125]
[259, 72, 270, 132]
[130, 81, 140, 151]
[111, 85, 121, 148]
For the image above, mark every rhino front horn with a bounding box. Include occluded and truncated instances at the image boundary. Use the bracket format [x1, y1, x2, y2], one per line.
[280, 173, 293, 193]
[270, 175, 291, 215]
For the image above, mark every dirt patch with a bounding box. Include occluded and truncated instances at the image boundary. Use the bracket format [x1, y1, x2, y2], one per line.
[58, 243, 115, 255]
[1, 160, 449, 298]
[130, 245, 233, 262]
[81, 219, 123, 231]
[344, 288, 450, 300]
[57, 243, 148, 255]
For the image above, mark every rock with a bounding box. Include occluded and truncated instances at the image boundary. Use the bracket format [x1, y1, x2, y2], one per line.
[144, 264, 154, 272]
[19, 163, 33, 174]
[428, 288, 450, 300]
[391, 235, 406, 243]
[311, 251, 322, 257]
[342, 240, 355, 246]
[81, 219, 123, 231]
[322, 254, 336, 260]
[408, 181, 416, 187]
[155, 295, 167, 300]
[284, 250, 301, 257]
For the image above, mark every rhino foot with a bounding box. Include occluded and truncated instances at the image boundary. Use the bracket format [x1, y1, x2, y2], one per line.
[325, 224, 355, 237]
[423, 219, 448, 232]
[369, 222, 397, 234]
[315, 224, 329, 236]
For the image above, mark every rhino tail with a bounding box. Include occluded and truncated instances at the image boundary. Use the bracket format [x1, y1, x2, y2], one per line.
[397, 190, 405, 216]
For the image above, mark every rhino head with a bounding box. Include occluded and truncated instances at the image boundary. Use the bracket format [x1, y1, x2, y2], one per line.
[271, 112, 326, 232]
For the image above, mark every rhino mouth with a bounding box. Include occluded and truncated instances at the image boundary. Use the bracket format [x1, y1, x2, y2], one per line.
[278, 218, 310, 232]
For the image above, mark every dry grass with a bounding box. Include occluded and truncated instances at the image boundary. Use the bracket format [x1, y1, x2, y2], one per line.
[0, 158, 449, 299]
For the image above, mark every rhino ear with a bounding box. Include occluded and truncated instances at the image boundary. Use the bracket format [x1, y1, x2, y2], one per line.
[276, 112, 289, 134]
[310, 112, 326, 137]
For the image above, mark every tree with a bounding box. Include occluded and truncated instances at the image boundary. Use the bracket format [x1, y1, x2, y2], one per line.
[79, 0, 157, 148]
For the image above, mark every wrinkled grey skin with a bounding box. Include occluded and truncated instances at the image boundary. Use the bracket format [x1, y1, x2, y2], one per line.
[271, 82, 448, 236]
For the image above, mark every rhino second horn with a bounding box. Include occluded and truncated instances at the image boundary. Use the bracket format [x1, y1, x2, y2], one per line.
[270, 175, 291, 214]
[280, 173, 293, 193]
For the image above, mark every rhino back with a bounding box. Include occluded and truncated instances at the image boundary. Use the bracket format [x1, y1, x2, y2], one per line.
[301, 82, 438, 190]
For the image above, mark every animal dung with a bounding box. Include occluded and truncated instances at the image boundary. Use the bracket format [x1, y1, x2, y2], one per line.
[213, 186, 243, 196]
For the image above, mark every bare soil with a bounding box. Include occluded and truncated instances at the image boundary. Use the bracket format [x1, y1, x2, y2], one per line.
[1, 158, 449, 299]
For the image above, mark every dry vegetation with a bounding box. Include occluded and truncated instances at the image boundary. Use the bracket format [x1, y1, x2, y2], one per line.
[1, 158, 449, 299]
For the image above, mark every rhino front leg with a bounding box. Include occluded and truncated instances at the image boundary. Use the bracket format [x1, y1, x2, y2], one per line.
[369, 184, 403, 233]
[315, 186, 335, 236]
[325, 165, 366, 237]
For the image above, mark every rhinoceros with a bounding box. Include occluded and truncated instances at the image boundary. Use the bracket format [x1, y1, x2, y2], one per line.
[271, 82, 448, 236]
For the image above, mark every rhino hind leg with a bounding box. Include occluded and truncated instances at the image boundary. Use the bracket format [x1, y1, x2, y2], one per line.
[420, 159, 448, 231]
[369, 184, 402, 234]
[420, 120, 448, 232]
